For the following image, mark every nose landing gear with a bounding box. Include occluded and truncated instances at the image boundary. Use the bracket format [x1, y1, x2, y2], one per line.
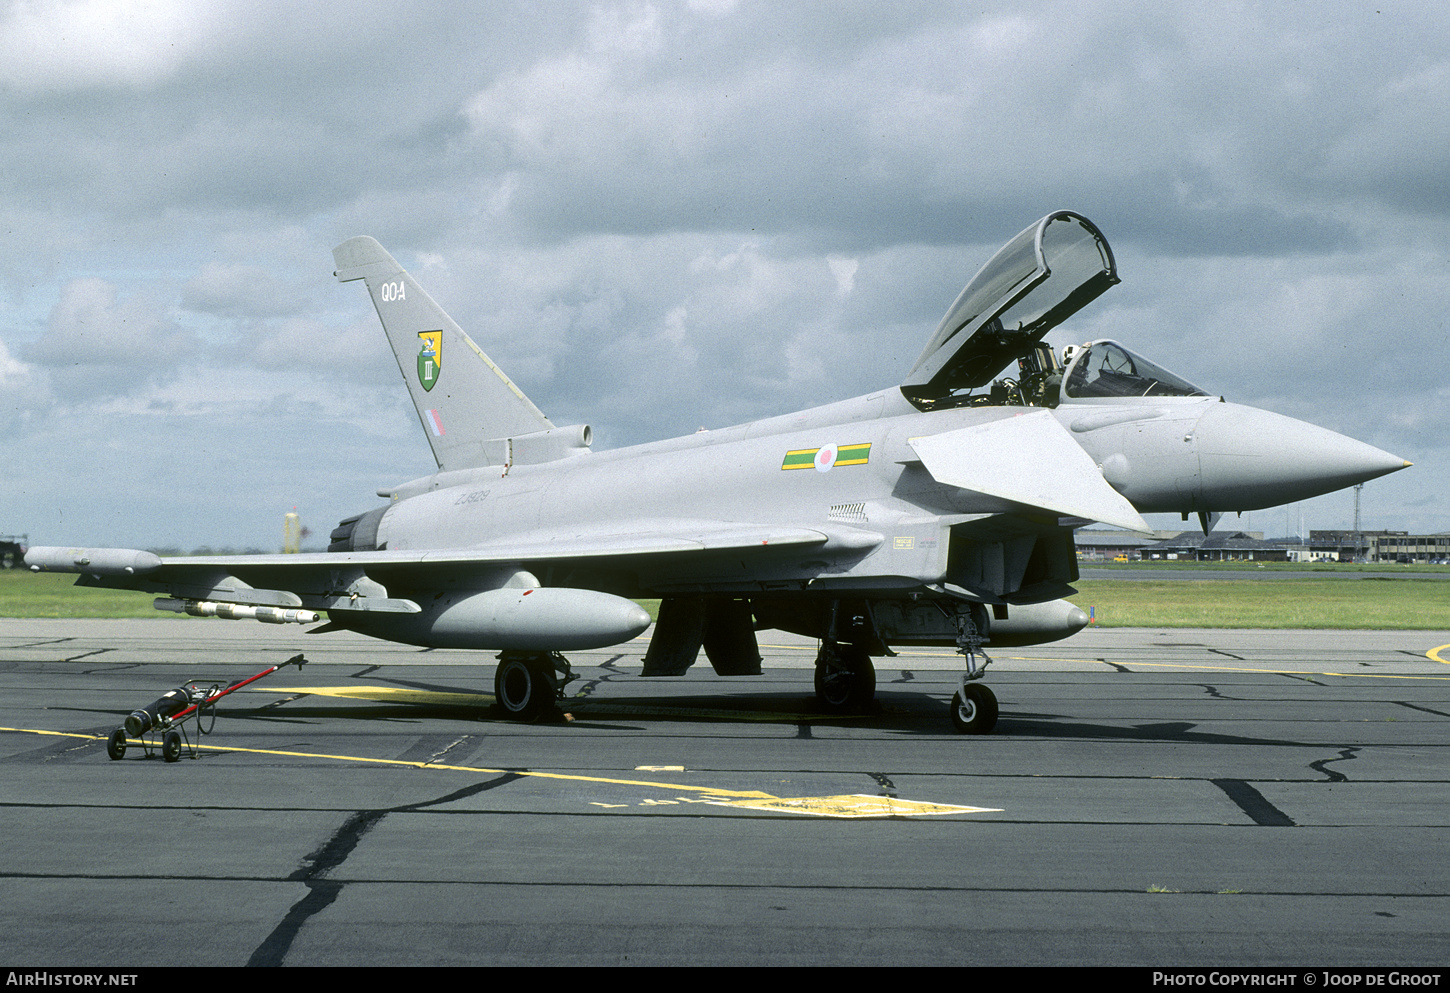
[952, 604, 998, 734]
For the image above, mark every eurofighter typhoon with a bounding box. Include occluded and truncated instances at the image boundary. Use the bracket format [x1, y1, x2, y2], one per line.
[27, 212, 1409, 732]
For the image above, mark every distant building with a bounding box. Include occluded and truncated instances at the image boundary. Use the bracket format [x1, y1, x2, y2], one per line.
[0, 534, 26, 569]
[1371, 532, 1450, 563]
[1309, 530, 1387, 562]
[1077, 526, 1450, 565]
[1136, 531, 1286, 562]
[1310, 530, 1450, 564]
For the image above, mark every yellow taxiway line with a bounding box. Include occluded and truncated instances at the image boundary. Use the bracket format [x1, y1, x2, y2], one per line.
[0, 723, 772, 798]
[0, 724, 996, 817]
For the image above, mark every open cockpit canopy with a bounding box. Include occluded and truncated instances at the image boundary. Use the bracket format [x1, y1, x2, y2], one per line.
[902, 211, 1117, 407]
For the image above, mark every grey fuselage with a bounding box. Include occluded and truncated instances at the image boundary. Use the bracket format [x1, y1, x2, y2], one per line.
[345, 380, 1393, 604]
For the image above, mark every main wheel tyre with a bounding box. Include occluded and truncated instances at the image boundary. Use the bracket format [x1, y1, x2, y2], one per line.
[162, 730, 183, 762]
[106, 728, 127, 760]
[494, 656, 558, 722]
[814, 647, 876, 713]
[950, 683, 998, 735]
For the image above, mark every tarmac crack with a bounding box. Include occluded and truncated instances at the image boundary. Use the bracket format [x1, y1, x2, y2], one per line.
[426, 735, 475, 764]
[1394, 701, 1450, 717]
[257, 694, 310, 710]
[1210, 778, 1296, 826]
[79, 662, 140, 674]
[1309, 746, 1360, 783]
[574, 655, 628, 698]
[247, 771, 524, 967]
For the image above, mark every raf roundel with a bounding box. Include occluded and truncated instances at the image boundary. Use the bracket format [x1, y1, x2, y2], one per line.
[814, 444, 838, 472]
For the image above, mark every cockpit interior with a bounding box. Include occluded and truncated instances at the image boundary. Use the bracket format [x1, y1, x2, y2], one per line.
[915, 338, 1212, 411]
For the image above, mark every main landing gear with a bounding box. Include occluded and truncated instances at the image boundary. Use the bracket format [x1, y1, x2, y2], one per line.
[813, 642, 876, 714]
[493, 651, 575, 722]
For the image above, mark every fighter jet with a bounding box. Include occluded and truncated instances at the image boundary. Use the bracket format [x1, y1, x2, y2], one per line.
[26, 211, 1409, 733]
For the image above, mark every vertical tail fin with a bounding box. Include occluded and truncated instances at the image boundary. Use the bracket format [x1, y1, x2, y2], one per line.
[333, 236, 553, 471]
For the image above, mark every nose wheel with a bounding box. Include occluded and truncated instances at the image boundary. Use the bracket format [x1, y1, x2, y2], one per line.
[950, 682, 998, 734]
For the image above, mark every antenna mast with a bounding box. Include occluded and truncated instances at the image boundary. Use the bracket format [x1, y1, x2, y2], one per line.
[1353, 483, 1364, 562]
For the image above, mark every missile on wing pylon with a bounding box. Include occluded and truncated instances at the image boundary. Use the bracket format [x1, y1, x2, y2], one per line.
[154, 598, 320, 624]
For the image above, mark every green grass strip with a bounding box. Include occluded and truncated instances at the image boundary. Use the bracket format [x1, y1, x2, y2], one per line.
[1071, 578, 1450, 629]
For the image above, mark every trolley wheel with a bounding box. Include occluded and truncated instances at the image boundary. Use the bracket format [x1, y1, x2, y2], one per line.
[162, 730, 183, 762]
[106, 728, 127, 760]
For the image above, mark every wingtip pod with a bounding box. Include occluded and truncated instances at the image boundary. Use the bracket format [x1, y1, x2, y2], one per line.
[25, 546, 162, 576]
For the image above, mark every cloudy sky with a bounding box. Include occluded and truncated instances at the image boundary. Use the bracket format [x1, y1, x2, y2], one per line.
[2, 0, 1446, 552]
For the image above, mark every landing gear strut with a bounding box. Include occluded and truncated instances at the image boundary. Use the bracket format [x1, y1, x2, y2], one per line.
[494, 651, 573, 722]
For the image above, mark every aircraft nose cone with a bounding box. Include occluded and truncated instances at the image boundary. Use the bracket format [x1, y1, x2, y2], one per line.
[1194, 403, 1410, 509]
